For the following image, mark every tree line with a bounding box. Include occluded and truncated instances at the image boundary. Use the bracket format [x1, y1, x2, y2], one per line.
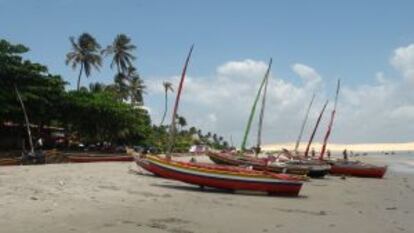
[0, 35, 230, 152]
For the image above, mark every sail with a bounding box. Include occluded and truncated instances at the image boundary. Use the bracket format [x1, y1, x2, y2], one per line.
[304, 100, 329, 157]
[167, 45, 194, 154]
[256, 58, 272, 153]
[294, 93, 316, 152]
[319, 79, 341, 159]
[241, 58, 272, 151]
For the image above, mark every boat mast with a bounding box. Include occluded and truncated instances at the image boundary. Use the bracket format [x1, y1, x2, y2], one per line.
[319, 79, 341, 160]
[294, 94, 316, 153]
[240, 59, 272, 152]
[255, 58, 272, 156]
[14, 84, 34, 154]
[167, 45, 194, 156]
[304, 100, 329, 157]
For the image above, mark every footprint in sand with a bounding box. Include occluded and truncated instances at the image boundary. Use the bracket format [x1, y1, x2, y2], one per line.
[121, 220, 136, 224]
[169, 228, 194, 233]
[98, 185, 121, 191]
[274, 208, 327, 216]
[397, 227, 406, 231]
[155, 217, 190, 224]
[102, 223, 116, 228]
[146, 222, 167, 230]
[146, 217, 193, 232]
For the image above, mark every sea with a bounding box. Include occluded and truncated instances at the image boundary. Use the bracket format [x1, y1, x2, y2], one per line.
[367, 152, 414, 174]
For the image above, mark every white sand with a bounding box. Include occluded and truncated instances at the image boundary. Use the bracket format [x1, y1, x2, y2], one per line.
[0, 156, 413, 233]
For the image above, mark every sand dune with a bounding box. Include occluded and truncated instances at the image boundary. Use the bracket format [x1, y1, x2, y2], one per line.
[262, 141, 414, 152]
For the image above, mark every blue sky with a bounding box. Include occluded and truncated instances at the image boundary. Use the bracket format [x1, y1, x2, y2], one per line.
[1, 0, 413, 87]
[2, 0, 414, 145]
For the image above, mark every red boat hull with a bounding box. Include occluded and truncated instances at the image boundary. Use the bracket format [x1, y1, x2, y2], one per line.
[136, 156, 303, 196]
[67, 155, 134, 163]
[0, 158, 20, 166]
[330, 162, 387, 178]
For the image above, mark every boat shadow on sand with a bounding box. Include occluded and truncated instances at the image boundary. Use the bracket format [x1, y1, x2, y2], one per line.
[151, 183, 308, 199]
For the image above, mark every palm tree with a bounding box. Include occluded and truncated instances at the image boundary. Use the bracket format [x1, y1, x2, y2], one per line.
[102, 34, 136, 74]
[160, 81, 174, 125]
[177, 115, 187, 131]
[114, 72, 129, 100]
[89, 82, 106, 93]
[127, 67, 145, 105]
[66, 33, 102, 91]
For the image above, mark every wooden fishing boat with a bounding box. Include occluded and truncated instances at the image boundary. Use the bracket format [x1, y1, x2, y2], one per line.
[67, 154, 133, 163]
[135, 155, 305, 196]
[284, 160, 331, 178]
[329, 160, 387, 178]
[207, 151, 310, 176]
[0, 158, 20, 166]
[271, 150, 332, 178]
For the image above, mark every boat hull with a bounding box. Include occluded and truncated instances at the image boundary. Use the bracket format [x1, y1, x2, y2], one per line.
[0, 158, 20, 166]
[207, 151, 309, 176]
[330, 161, 387, 178]
[67, 155, 134, 163]
[136, 156, 304, 196]
[285, 160, 331, 178]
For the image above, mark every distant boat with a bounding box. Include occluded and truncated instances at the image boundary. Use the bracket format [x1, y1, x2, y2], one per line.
[67, 154, 133, 163]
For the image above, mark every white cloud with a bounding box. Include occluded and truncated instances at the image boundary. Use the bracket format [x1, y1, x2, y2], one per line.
[390, 105, 414, 119]
[147, 59, 322, 146]
[292, 63, 322, 84]
[217, 59, 268, 80]
[391, 43, 414, 83]
[145, 44, 414, 147]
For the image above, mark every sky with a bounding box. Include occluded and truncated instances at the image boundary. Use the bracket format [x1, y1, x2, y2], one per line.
[1, 0, 414, 147]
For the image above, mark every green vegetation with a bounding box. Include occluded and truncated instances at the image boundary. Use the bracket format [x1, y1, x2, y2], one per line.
[0, 37, 229, 152]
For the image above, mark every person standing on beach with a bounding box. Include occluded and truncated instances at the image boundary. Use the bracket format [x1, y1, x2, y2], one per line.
[327, 150, 331, 159]
[311, 148, 316, 157]
[343, 149, 348, 161]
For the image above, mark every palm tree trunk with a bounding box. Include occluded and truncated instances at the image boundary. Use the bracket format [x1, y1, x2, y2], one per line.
[77, 63, 84, 91]
[14, 84, 34, 154]
[117, 65, 121, 75]
[160, 90, 168, 126]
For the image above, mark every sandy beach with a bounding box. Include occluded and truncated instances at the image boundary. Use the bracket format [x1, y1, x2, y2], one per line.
[0, 156, 413, 233]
